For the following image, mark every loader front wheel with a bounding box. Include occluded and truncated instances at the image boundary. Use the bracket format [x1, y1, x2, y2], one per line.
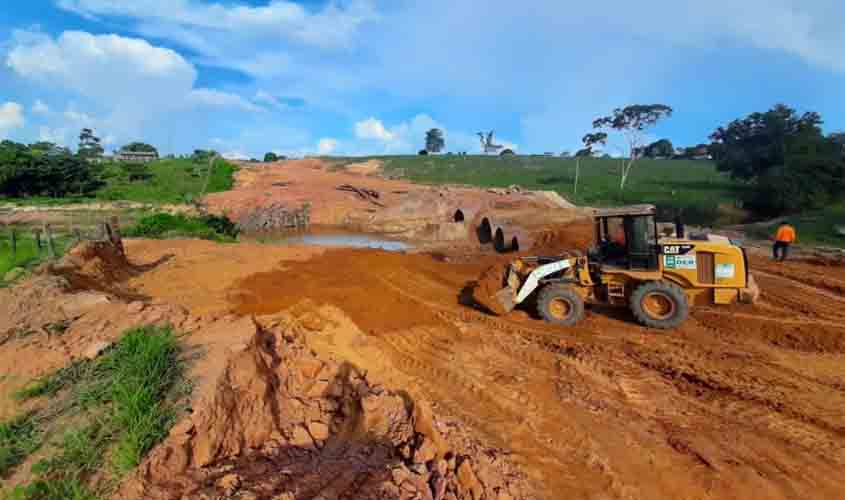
[630, 281, 689, 329]
[538, 285, 585, 326]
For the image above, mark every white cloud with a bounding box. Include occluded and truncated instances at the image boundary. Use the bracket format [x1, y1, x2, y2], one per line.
[222, 150, 249, 160]
[58, 0, 378, 57]
[63, 108, 94, 124]
[38, 126, 68, 145]
[354, 117, 396, 142]
[317, 138, 338, 155]
[188, 89, 264, 113]
[6, 30, 263, 149]
[32, 100, 49, 114]
[0, 102, 26, 137]
[349, 114, 514, 155]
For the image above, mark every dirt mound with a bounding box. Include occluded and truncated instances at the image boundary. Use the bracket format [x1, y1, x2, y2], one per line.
[231, 249, 493, 334]
[128, 320, 529, 500]
[472, 263, 510, 316]
[46, 240, 139, 297]
[530, 218, 594, 254]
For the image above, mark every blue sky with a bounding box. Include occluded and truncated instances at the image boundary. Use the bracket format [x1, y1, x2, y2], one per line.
[1, 0, 843, 158]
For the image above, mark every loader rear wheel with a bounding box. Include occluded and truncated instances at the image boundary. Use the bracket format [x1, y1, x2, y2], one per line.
[538, 285, 585, 326]
[630, 281, 688, 329]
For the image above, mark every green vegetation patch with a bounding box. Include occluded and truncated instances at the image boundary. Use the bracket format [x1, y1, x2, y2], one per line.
[0, 415, 44, 478]
[0, 229, 71, 288]
[123, 212, 239, 241]
[94, 157, 238, 204]
[5, 325, 186, 498]
[373, 155, 746, 225]
[745, 203, 845, 248]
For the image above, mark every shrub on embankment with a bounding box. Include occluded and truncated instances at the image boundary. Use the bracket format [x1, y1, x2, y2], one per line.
[123, 213, 239, 241]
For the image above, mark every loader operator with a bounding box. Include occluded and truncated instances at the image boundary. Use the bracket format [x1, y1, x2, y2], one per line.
[601, 221, 627, 261]
[773, 221, 796, 261]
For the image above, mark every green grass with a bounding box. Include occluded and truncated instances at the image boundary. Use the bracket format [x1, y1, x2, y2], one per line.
[366, 155, 747, 225]
[13, 361, 89, 402]
[745, 203, 845, 247]
[0, 230, 71, 287]
[105, 327, 181, 472]
[0, 158, 238, 207]
[6, 325, 186, 497]
[5, 478, 98, 500]
[0, 415, 43, 478]
[94, 158, 237, 204]
[123, 212, 239, 241]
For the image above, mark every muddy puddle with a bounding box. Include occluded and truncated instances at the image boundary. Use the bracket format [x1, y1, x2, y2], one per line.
[249, 232, 412, 251]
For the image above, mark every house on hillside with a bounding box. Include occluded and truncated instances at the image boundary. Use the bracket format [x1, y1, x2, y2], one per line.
[115, 150, 159, 163]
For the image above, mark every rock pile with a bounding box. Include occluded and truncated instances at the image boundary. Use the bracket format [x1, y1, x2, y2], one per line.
[237, 203, 311, 233]
[128, 320, 530, 499]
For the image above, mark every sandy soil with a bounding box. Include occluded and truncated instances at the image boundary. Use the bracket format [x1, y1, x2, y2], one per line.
[204, 159, 583, 245]
[28, 235, 830, 499]
[2, 211, 844, 497]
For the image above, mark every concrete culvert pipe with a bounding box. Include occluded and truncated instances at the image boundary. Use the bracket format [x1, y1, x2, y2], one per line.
[454, 209, 465, 223]
[494, 228, 506, 253]
[477, 218, 493, 244]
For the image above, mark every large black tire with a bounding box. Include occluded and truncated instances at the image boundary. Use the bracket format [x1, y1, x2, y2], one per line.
[629, 281, 689, 329]
[537, 285, 585, 326]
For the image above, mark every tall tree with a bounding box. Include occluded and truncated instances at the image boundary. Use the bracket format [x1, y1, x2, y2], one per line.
[121, 142, 159, 155]
[264, 152, 279, 162]
[592, 104, 673, 190]
[574, 132, 607, 195]
[829, 132, 845, 157]
[709, 103, 823, 180]
[711, 105, 843, 215]
[78, 128, 104, 159]
[643, 139, 674, 158]
[425, 128, 445, 153]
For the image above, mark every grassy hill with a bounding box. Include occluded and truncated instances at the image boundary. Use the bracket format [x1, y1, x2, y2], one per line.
[0, 158, 237, 207]
[363, 155, 746, 225]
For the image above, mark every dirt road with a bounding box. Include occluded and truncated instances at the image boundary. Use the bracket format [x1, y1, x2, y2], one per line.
[222, 248, 845, 500]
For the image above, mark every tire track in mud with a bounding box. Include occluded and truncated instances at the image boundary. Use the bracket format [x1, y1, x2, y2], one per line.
[372, 274, 632, 495]
[752, 270, 845, 322]
[626, 324, 845, 465]
[751, 260, 845, 296]
[378, 272, 693, 425]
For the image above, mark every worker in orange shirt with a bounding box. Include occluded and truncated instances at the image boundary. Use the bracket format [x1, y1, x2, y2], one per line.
[773, 221, 797, 261]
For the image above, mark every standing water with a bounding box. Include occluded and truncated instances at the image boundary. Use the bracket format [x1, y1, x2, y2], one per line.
[255, 232, 411, 252]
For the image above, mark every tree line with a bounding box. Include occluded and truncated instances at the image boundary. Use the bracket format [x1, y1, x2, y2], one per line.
[0, 128, 166, 199]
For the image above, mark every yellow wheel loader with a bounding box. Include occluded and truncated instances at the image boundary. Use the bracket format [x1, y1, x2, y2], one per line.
[491, 205, 759, 329]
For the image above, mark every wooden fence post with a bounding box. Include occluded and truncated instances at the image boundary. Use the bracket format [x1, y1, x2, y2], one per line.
[10, 229, 17, 264]
[44, 223, 56, 259]
[109, 216, 125, 255]
[34, 229, 42, 254]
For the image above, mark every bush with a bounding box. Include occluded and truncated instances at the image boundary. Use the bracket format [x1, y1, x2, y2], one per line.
[0, 141, 104, 198]
[418, 149, 428, 156]
[124, 213, 239, 241]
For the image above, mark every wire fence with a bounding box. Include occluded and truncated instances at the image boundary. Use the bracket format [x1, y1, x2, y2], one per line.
[0, 217, 124, 281]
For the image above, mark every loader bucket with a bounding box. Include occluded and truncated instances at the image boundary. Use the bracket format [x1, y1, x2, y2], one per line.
[739, 273, 761, 304]
[472, 262, 522, 316]
[494, 267, 523, 313]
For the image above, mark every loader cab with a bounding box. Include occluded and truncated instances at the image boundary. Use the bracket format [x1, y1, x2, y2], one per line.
[593, 205, 660, 271]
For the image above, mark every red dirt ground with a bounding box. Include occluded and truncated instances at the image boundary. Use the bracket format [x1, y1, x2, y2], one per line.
[2, 228, 845, 498]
